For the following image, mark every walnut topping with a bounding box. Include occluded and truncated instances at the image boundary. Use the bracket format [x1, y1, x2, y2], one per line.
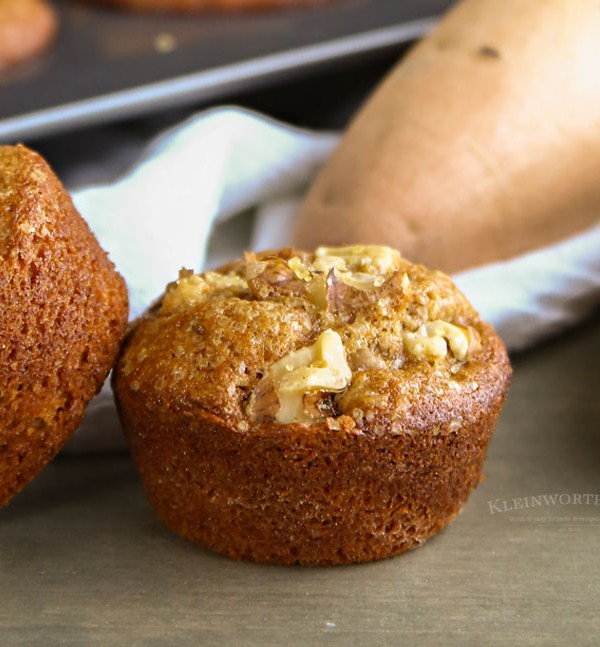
[403, 320, 477, 362]
[247, 329, 352, 425]
[246, 374, 279, 421]
[325, 269, 352, 314]
[314, 245, 401, 275]
[288, 256, 313, 281]
[311, 252, 347, 274]
[350, 347, 389, 371]
[285, 244, 402, 311]
[160, 245, 401, 317]
[303, 391, 339, 419]
[246, 258, 306, 300]
[161, 269, 248, 313]
[314, 245, 401, 291]
[246, 258, 293, 284]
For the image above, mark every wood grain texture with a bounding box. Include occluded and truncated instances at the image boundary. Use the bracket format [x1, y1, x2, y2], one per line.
[1, 315, 599, 646]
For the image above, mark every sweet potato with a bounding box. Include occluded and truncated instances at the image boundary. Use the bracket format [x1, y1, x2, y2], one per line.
[294, 0, 600, 273]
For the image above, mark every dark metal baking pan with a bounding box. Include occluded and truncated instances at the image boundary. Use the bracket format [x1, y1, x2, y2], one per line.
[0, 0, 452, 142]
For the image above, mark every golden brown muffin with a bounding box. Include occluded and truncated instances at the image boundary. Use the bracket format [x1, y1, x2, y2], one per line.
[115, 245, 510, 565]
[0, 145, 128, 507]
[83, 0, 328, 13]
[0, 0, 57, 69]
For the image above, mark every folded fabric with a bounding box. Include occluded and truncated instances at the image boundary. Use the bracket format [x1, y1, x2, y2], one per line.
[64, 107, 600, 452]
[73, 107, 339, 320]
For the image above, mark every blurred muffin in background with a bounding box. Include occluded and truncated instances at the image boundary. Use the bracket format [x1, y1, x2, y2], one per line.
[0, 0, 57, 69]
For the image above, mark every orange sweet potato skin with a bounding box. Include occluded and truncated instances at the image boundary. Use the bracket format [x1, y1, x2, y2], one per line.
[294, 0, 600, 273]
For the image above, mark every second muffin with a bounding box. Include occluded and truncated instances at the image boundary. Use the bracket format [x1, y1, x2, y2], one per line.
[0, 145, 128, 507]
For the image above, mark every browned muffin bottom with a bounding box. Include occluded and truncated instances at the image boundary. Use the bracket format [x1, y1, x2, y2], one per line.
[115, 245, 511, 565]
[0, 145, 129, 507]
[83, 0, 329, 13]
[0, 0, 57, 69]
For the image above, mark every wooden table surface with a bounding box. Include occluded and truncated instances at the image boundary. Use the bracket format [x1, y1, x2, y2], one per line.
[2, 311, 599, 646]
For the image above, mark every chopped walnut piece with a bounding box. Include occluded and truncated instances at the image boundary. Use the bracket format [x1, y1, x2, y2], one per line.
[161, 271, 209, 313]
[243, 251, 258, 265]
[287, 245, 403, 312]
[248, 259, 293, 284]
[246, 375, 279, 421]
[248, 329, 352, 425]
[247, 258, 307, 300]
[350, 347, 388, 371]
[288, 256, 313, 281]
[403, 320, 477, 362]
[325, 269, 348, 314]
[162, 268, 249, 313]
[386, 270, 411, 293]
[315, 244, 402, 275]
[245, 260, 268, 280]
[303, 391, 339, 419]
[324, 269, 378, 318]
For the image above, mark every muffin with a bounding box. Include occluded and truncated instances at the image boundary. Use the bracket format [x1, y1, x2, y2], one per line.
[83, 0, 329, 13]
[0, 0, 57, 70]
[0, 145, 128, 507]
[114, 245, 510, 565]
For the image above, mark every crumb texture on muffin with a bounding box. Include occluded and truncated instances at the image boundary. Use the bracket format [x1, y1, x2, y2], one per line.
[0, 145, 128, 507]
[115, 244, 510, 564]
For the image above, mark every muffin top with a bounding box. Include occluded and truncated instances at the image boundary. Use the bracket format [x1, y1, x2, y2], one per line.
[118, 245, 510, 437]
